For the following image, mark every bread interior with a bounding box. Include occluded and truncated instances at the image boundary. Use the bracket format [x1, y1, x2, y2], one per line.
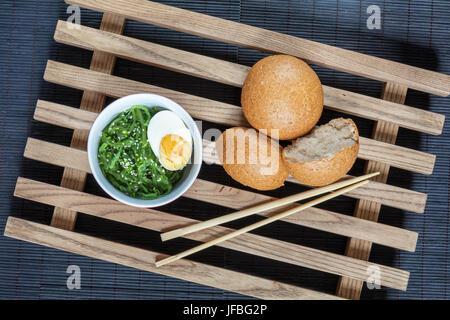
[283, 118, 357, 163]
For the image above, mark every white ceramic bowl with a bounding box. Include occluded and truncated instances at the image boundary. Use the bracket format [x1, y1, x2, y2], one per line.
[88, 93, 202, 207]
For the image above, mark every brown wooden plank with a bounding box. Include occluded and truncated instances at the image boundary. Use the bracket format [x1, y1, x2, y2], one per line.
[44, 60, 247, 128]
[176, 142, 427, 211]
[50, 13, 125, 231]
[25, 138, 90, 171]
[32, 100, 428, 212]
[306, 175, 424, 214]
[53, 22, 445, 135]
[203, 137, 434, 176]
[4, 217, 341, 300]
[54, 20, 249, 87]
[336, 83, 408, 299]
[22, 139, 418, 253]
[65, 0, 450, 97]
[34, 100, 97, 131]
[25, 125, 427, 214]
[41, 60, 439, 174]
[13, 178, 410, 290]
[34, 99, 435, 175]
[15, 170, 417, 252]
[25, 113, 427, 213]
[357, 137, 434, 174]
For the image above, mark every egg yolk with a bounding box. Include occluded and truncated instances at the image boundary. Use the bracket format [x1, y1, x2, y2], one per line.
[159, 134, 192, 170]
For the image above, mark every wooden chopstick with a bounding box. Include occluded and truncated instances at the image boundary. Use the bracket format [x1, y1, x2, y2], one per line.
[155, 179, 370, 267]
[161, 172, 380, 241]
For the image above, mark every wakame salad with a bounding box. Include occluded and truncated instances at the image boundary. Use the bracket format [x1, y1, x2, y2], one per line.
[98, 105, 185, 200]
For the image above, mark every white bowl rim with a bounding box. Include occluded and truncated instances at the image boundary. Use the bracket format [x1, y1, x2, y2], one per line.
[87, 93, 203, 208]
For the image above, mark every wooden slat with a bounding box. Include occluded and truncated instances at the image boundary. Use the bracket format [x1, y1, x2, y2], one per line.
[44, 60, 247, 127]
[65, 0, 450, 97]
[28, 130, 428, 216]
[32, 100, 428, 213]
[54, 21, 445, 135]
[357, 137, 434, 174]
[20, 140, 419, 252]
[337, 83, 409, 299]
[34, 100, 97, 130]
[54, 20, 249, 87]
[22, 138, 420, 249]
[31, 112, 427, 214]
[35, 99, 435, 175]
[182, 179, 417, 252]
[214, 137, 435, 176]
[41, 61, 437, 175]
[302, 175, 424, 214]
[51, 13, 125, 231]
[13, 178, 410, 290]
[204, 137, 434, 179]
[25, 138, 90, 171]
[4, 217, 340, 300]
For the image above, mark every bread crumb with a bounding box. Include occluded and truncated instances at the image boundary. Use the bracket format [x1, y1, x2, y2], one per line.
[284, 118, 358, 163]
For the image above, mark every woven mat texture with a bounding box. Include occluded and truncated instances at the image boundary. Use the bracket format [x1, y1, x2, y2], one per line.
[0, 0, 449, 299]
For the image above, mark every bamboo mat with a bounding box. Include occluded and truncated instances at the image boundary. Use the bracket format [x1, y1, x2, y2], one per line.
[0, 0, 449, 299]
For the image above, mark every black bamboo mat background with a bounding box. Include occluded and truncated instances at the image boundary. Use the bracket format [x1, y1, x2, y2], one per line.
[0, 0, 449, 299]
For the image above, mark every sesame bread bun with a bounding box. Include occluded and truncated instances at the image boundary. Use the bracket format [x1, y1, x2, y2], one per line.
[241, 55, 323, 140]
[216, 127, 289, 191]
[282, 118, 359, 187]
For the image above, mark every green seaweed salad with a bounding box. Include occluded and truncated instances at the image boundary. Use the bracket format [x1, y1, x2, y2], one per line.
[98, 105, 185, 200]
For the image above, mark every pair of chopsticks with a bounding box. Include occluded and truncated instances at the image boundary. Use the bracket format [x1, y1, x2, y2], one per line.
[155, 172, 379, 267]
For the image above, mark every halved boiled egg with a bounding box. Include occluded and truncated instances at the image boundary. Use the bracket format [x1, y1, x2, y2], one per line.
[147, 110, 193, 171]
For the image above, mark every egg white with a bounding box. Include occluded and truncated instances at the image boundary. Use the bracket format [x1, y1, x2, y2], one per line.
[147, 110, 192, 170]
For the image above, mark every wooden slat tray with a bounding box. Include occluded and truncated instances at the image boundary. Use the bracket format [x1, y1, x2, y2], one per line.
[4, 0, 449, 300]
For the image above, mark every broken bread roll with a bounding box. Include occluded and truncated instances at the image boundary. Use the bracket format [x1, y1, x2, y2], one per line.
[216, 127, 289, 191]
[282, 118, 359, 187]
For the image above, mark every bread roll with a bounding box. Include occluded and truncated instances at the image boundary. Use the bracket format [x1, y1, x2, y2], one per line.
[216, 127, 289, 191]
[241, 55, 323, 140]
[282, 118, 359, 186]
